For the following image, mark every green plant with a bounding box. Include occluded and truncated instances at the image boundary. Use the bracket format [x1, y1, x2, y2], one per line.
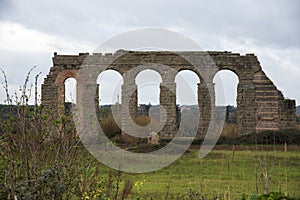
[248, 191, 299, 200]
[0, 68, 135, 200]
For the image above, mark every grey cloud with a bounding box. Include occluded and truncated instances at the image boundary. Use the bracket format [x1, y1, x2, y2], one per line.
[0, 50, 51, 103]
[0, 50, 51, 82]
[1, 0, 299, 49]
[0, 0, 14, 19]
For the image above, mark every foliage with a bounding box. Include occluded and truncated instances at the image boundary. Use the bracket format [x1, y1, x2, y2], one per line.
[244, 191, 300, 200]
[216, 129, 300, 145]
[0, 68, 133, 199]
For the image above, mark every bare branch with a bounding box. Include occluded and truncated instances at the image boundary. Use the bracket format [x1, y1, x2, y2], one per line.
[21, 66, 37, 105]
[0, 68, 12, 105]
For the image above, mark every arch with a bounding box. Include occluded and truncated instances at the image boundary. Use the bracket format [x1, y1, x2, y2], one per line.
[175, 70, 201, 105]
[55, 70, 78, 85]
[64, 78, 77, 104]
[215, 66, 242, 80]
[54, 70, 78, 107]
[213, 69, 239, 106]
[176, 68, 204, 83]
[135, 69, 163, 105]
[97, 70, 123, 105]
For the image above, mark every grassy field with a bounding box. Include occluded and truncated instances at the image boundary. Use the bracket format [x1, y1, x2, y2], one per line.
[1, 103, 299, 199]
[90, 145, 300, 199]
[1, 137, 300, 199]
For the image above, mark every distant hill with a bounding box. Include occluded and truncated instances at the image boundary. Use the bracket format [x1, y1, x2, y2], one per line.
[296, 105, 300, 115]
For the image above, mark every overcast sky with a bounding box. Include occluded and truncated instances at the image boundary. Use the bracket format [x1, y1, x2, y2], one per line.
[0, 0, 299, 106]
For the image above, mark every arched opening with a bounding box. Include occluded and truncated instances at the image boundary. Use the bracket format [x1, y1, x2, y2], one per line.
[175, 70, 200, 134]
[64, 77, 77, 116]
[97, 70, 123, 106]
[135, 69, 162, 105]
[64, 78, 77, 104]
[175, 70, 200, 106]
[213, 70, 239, 136]
[97, 70, 123, 137]
[213, 70, 239, 106]
[135, 69, 162, 126]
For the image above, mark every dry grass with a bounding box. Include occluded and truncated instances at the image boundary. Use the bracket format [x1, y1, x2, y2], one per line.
[221, 123, 239, 137]
[134, 115, 151, 126]
[100, 114, 161, 144]
[100, 112, 121, 137]
[296, 124, 300, 131]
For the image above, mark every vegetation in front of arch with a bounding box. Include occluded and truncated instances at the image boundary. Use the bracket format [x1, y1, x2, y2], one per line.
[0, 68, 133, 199]
[241, 191, 299, 200]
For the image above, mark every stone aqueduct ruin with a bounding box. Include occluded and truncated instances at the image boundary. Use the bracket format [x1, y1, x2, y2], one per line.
[42, 50, 296, 137]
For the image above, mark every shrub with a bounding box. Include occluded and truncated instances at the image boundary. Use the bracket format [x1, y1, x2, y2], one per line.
[0, 68, 134, 199]
[245, 191, 299, 200]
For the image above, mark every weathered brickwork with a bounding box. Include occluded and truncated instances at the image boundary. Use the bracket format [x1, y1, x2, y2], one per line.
[42, 51, 296, 137]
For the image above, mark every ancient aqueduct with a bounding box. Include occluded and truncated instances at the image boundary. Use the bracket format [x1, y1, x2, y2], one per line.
[42, 50, 296, 137]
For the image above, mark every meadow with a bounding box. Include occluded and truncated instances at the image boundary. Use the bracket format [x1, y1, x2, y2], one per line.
[2, 118, 300, 200]
[123, 146, 300, 199]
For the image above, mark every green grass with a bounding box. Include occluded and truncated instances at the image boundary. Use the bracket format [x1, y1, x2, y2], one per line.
[115, 146, 300, 199]
[2, 134, 300, 199]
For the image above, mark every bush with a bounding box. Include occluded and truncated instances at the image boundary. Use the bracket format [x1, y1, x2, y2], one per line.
[215, 129, 300, 145]
[0, 68, 135, 199]
[243, 191, 299, 200]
